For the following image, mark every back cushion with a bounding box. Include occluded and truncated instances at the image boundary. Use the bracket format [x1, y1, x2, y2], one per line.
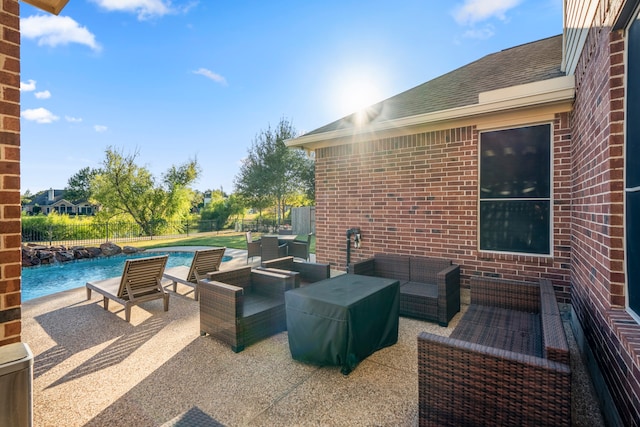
[410, 256, 451, 283]
[374, 254, 410, 282]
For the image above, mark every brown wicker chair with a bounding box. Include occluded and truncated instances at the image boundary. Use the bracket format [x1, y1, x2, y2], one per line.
[260, 256, 330, 287]
[349, 254, 460, 326]
[199, 266, 295, 352]
[287, 233, 312, 261]
[260, 235, 287, 262]
[245, 231, 261, 263]
[418, 276, 571, 426]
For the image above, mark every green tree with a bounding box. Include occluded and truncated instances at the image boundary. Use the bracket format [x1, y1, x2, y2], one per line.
[90, 147, 200, 236]
[200, 192, 245, 230]
[234, 118, 314, 224]
[65, 166, 100, 202]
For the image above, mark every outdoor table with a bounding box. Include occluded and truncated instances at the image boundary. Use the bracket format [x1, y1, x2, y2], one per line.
[265, 234, 297, 244]
[285, 274, 399, 374]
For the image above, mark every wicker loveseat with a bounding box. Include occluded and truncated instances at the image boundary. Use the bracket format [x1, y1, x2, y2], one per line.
[198, 266, 296, 352]
[260, 256, 330, 287]
[349, 254, 460, 326]
[418, 276, 571, 427]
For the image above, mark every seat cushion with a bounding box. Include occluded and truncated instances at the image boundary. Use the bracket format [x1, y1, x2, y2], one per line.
[400, 281, 438, 298]
[451, 305, 542, 357]
[243, 293, 284, 317]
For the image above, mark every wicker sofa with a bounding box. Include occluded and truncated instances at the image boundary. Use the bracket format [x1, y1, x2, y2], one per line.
[260, 256, 330, 287]
[349, 254, 460, 326]
[198, 266, 295, 352]
[418, 276, 571, 427]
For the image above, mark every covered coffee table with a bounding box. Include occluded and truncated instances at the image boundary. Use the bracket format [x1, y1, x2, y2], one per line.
[285, 274, 399, 374]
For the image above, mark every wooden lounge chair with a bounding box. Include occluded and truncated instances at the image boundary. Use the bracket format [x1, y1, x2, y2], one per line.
[163, 247, 226, 300]
[86, 255, 169, 322]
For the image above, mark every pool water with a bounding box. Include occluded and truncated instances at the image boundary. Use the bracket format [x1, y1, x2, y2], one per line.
[21, 252, 230, 301]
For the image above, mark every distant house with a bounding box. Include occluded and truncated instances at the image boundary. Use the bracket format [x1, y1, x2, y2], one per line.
[22, 188, 98, 216]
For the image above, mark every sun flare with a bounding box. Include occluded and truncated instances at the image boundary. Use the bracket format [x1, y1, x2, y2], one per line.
[333, 68, 385, 118]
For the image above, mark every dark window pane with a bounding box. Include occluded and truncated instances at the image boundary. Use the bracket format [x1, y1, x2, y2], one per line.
[627, 191, 640, 313]
[480, 124, 551, 199]
[480, 200, 550, 254]
[628, 16, 640, 187]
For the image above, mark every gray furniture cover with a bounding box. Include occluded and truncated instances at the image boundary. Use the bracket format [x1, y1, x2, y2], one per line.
[285, 274, 399, 374]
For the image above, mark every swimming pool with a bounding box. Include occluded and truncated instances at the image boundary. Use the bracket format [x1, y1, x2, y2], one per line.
[21, 252, 229, 301]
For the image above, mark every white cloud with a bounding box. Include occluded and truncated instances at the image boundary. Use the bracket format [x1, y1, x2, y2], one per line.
[20, 80, 36, 91]
[193, 68, 228, 86]
[35, 90, 51, 99]
[21, 15, 101, 51]
[91, 0, 172, 20]
[94, 125, 108, 132]
[65, 116, 83, 123]
[21, 108, 60, 124]
[453, 0, 521, 26]
[462, 25, 496, 40]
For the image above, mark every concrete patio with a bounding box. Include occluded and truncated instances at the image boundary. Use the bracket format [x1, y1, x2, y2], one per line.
[21, 248, 606, 426]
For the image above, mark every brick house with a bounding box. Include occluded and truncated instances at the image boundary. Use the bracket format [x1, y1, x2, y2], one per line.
[288, 1, 640, 424]
[0, 0, 70, 341]
[21, 188, 98, 215]
[1, 0, 639, 425]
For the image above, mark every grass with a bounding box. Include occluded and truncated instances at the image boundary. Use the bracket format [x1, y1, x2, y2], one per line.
[125, 231, 316, 253]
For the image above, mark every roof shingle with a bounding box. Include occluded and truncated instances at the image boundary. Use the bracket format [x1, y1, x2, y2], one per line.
[306, 35, 564, 136]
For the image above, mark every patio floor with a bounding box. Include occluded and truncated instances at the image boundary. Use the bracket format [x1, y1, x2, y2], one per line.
[21, 248, 605, 426]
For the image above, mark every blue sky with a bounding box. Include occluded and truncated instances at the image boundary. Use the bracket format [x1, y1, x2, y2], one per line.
[20, 0, 562, 194]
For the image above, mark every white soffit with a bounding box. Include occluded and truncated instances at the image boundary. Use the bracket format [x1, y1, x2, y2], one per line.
[21, 0, 70, 15]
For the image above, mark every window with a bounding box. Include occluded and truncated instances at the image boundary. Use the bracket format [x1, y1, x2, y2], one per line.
[479, 124, 552, 255]
[626, 11, 640, 316]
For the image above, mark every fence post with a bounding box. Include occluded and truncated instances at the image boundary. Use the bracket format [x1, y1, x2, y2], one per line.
[48, 224, 52, 246]
[186, 219, 190, 237]
[105, 223, 109, 242]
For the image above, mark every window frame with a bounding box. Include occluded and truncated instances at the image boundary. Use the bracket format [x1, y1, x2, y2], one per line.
[625, 6, 640, 322]
[477, 123, 554, 257]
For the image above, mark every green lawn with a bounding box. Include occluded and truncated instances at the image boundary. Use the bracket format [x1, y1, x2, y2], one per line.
[128, 231, 316, 253]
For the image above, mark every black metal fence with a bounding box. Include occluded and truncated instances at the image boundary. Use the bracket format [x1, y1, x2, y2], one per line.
[235, 218, 291, 233]
[22, 219, 220, 247]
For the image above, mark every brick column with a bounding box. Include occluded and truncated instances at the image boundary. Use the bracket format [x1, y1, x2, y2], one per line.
[0, 0, 22, 346]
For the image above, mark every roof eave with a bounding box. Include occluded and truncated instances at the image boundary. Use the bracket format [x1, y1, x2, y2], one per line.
[21, 0, 70, 15]
[286, 75, 575, 150]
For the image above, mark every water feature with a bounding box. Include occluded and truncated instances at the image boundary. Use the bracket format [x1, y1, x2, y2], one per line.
[21, 251, 231, 301]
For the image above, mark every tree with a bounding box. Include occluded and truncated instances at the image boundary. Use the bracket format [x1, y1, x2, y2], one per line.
[200, 192, 245, 230]
[65, 166, 100, 202]
[234, 118, 315, 224]
[90, 147, 200, 236]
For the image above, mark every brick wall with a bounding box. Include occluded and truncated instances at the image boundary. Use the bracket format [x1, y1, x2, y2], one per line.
[0, 0, 21, 346]
[315, 113, 572, 303]
[570, 3, 640, 424]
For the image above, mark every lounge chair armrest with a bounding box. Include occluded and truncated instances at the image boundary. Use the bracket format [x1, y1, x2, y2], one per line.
[418, 331, 571, 426]
[199, 279, 244, 318]
[261, 256, 294, 270]
[348, 258, 376, 275]
[436, 263, 460, 326]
